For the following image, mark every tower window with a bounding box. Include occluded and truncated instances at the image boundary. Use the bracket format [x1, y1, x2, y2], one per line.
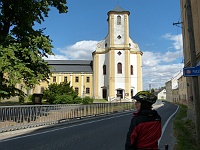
[117, 63, 122, 74]
[117, 15, 121, 25]
[117, 35, 121, 39]
[105, 43, 107, 47]
[103, 65, 106, 75]
[131, 65, 133, 75]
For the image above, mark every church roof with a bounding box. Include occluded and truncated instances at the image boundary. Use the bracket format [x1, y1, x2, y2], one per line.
[45, 60, 93, 73]
[112, 6, 125, 12]
[108, 6, 130, 15]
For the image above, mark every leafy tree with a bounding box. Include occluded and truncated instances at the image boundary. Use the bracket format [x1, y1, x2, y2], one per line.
[0, 0, 68, 99]
[43, 82, 79, 104]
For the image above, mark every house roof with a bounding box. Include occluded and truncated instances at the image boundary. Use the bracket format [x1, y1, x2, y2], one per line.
[45, 60, 93, 73]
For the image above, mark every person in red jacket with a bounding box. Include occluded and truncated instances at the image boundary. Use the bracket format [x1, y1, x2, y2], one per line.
[125, 91, 162, 150]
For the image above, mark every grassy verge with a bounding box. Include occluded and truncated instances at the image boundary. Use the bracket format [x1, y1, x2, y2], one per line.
[173, 104, 198, 150]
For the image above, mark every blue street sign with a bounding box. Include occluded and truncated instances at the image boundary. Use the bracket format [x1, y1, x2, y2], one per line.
[183, 66, 200, 77]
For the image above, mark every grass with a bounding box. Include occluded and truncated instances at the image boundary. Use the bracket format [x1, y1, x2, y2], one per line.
[93, 99, 108, 103]
[0, 97, 108, 106]
[173, 104, 199, 150]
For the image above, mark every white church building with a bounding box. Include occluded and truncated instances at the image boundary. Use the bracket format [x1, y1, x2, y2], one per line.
[92, 6, 143, 100]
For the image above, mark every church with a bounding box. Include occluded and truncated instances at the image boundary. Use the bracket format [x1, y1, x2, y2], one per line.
[29, 6, 143, 102]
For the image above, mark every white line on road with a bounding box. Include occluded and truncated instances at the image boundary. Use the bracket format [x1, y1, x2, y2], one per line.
[158, 104, 179, 145]
[0, 112, 131, 143]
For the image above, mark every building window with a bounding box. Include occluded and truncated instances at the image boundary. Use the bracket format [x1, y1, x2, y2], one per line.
[64, 76, 67, 82]
[130, 65, 133, 75]
[75, 87, 79, 94]
[117, 15, 121, 25]
[105, 43, 107, 47]
[86, 88, 90, 94]
[41, 87, 44, 93]
[117, 63, 122, 74]
[75, 77, 79, 82]
[53, 76, 56, 82]
[86, 77, 90, 82]
[103, 65, 106, 75]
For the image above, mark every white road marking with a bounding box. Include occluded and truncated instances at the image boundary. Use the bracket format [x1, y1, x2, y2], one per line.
[0, 112, 131, 142]
[158, 105, 179, 145]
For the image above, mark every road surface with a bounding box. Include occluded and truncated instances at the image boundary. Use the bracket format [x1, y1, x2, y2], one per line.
[0, 101, 178, 150]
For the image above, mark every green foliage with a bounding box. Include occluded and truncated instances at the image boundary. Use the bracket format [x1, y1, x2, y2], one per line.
[82, 96, 94, 104]
[19, 96, 25, 104]
[174, 104, 198, 150]
[0, 0, 68, 99]
[53, 94, 73, 104]
[43, 82, 79, 104]
[73, 97, 83, 104]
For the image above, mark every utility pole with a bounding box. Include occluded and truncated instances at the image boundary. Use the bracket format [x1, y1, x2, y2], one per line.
[185, 0, 200, 146]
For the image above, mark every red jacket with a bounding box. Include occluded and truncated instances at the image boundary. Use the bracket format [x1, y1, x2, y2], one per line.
[125, 110, 162, 150]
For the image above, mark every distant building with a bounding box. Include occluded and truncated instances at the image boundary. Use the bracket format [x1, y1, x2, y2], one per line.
[165, 70, 183, 103]
[157, 89, 166, 100]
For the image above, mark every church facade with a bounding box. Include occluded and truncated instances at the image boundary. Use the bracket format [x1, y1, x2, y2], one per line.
[22, 6, 143, 102]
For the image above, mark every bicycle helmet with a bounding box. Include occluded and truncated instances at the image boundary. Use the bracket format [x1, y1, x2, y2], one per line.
[132, 91, 157, 104]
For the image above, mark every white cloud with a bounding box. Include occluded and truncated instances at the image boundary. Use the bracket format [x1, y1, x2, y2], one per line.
[43, 54, 68, 60]
[142, 33, 184, 89]
[162, 33, 183, 51]
[58, 40, 98, 60]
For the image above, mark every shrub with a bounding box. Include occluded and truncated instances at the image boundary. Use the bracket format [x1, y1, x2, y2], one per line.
[82, 96, 94, 104]
[53, 94, 73, 104]
[19, 96, 25, 104]
[43, 82, 78, 104]
[73, 97, 82, 104]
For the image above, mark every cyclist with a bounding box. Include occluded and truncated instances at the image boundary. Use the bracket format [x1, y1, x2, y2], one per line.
[125, 91, 162, 150]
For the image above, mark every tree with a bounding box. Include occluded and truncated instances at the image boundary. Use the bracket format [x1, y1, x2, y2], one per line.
[43, 82, 79, 104]
[0, 0, 68, 99]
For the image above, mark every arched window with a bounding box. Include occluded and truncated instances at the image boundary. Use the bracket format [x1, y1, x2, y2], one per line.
[117, 15, 121, 25]
[130, 65, 133, 75]
[117, 63, 122, 74]
[103, 65, 106, 75]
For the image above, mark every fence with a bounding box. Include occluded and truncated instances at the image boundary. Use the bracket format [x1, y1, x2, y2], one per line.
[0, 102, 134, 133]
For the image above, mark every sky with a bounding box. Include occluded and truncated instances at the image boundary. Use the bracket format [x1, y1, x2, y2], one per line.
[36, 0, 184, 90]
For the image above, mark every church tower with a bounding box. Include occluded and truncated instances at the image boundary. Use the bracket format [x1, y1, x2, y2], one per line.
[93, 6, 142, 101]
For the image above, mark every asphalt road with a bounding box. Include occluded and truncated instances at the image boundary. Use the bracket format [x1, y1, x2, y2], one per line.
[0, 102, 178, 150]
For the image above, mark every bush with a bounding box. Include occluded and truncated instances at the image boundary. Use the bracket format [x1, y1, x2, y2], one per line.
[53, 94, 73, 104]
[82, 96, 94, 104]
[73, 97, 82, 104]
[43, 82, 78, 104]
[19, 96, 25, 104]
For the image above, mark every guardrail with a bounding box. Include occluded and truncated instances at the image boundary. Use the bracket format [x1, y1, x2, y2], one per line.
[0, 102, 134, 133]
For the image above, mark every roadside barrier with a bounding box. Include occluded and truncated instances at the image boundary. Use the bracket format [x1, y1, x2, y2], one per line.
[0, 102, 134, 133]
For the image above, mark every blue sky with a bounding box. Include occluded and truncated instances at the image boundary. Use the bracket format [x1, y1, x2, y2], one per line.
[36, 0, 184, 90]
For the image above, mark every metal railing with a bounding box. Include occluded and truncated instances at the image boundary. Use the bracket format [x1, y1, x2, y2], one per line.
[0, 102, 134, 133]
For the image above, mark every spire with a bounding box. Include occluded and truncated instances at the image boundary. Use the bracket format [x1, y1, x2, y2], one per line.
[112, 6, 125, 12]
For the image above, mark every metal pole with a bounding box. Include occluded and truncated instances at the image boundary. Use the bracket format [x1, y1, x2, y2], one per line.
[185, 0, 200, 146]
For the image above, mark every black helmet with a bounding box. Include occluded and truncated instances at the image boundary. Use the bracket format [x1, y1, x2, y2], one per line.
[132, 91, 157, 104]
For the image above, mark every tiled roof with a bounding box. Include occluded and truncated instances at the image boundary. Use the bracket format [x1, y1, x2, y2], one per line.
[45, 60, 93, 73]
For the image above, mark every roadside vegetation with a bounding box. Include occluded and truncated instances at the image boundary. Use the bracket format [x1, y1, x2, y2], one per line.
[173, 104, 198, 150]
